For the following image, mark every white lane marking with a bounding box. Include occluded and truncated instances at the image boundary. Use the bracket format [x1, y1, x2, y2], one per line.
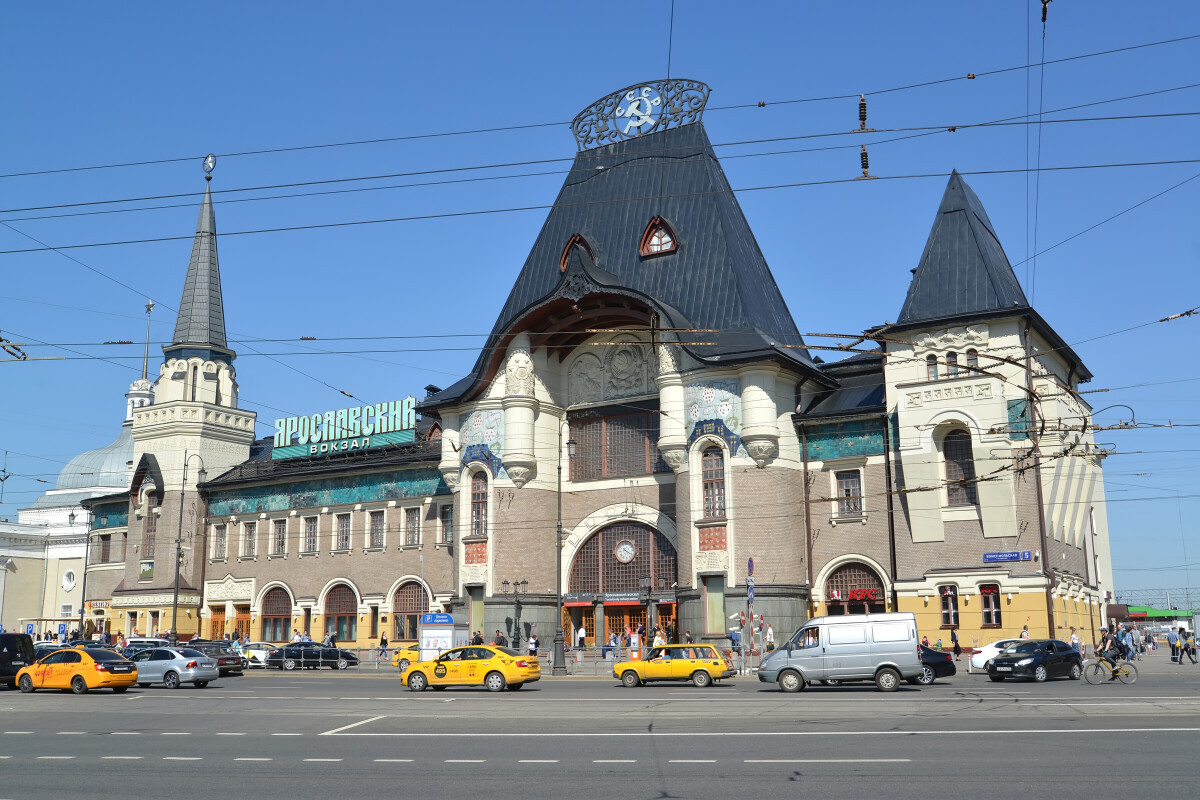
[594, 759, 637, 763]
[161, 732, 191, 736]
[1026, 702, 1200, 707]
[318, 715, 386, 736]
[110, 732, 141, 736]
[669, 759, 716, 763]
[0, 756, 11, 759]
[164, 757, 202, 761]
[445, 759, 486, 763]
[2, 732, 32, 735]
[745, 758, 912, 764]
[339, 697, 373, 700]
[271, 732, 303, 736]
[303, 758, 343, 762]
[325, 726, 1200, 738]
[102, 756, 144, 760]
[215, 732, 246, 736]
[236, 758, 272, 761]
[56, 732, 86, 735]
[374, 759, 414, 762]
[37, 756, 74, 759]
[519, 760, 560, 763]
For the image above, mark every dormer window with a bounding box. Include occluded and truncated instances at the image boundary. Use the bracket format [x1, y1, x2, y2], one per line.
[639, 217, 677, 257]
[560, 233, 594, 273]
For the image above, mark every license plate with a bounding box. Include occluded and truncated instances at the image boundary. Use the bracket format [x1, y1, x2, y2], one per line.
[997, 666, 1012, 672]
[11, 661, 24, 666]
[110, 666, 132, 673]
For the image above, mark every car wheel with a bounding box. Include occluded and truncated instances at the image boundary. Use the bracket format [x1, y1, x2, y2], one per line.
[917, 665, 936, 685]
[1033, 665, 1048, 683]
[507, 683, 524, 691]
[283, 659, 297, 671]
[692, 670, 712, 688]
[778, 670, 804, 693]
[195, 681, 209, 688]
[112, 686, 129, 693]
[484, 671, 506, 692]
[336, 658, 348, 670]
[408, 672, 428, 692]
[397, 659, 410, 672]
[18, 674, 34, 693]
[621, 670, 641, 688]
[71, 675, 89, 695]
[875, 667, 900, 692]
[989, 675, 1005, 682]
[1070, 662, 1082, 680]
[164, 671, 181, 690]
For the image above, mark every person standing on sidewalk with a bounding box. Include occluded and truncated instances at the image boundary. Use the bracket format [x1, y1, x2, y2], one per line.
[1020, 625, 1030, 640]
[1167, 628, 1180, 663]
[950, 626, 961, 661]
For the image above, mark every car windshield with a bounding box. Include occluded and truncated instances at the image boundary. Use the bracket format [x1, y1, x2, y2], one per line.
[87, 650, 129, 662]
[176, 648, 205, 658]
[1002, 642, 1043, 654]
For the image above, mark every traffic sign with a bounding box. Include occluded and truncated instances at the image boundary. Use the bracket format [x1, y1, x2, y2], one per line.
[747, 557, 754, 576]
[748, 585, 755, 604]
[25, 624, 34, 635]
[57, 623, 66, 636]
[746, 576, 755, 586]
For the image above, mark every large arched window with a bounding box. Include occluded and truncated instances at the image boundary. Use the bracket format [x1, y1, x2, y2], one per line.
[568, 522, 677, 594]
[324, 584, 358, 642]
[701, 446, 726, 519]
[639, 217, 677, 256]
[392, 582, 429, 641]
[470, 471, 488, 538]
[261, 587, 292, 642]
[825, 563, 886, 615]
[943, 429, 978, 506]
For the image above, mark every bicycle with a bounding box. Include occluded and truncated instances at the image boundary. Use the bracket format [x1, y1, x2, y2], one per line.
[1083, 657, 1138, 684]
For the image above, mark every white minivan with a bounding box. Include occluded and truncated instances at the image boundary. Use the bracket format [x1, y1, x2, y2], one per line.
[757, 612, 922, 692]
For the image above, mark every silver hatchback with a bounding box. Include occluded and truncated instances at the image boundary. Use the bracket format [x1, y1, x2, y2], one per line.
[128, 647, 220, 689]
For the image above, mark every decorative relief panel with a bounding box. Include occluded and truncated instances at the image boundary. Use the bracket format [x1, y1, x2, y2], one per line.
[906, 383, 992, 407]
[693, 549, 730, 573]
[505, 347, 535, 396]
[206, 575, 254, 602]
[462, 564, 488, 584]
[912, 324, 989, 354]
[685, 379, 746, 458]
[568, 342, 652, 406]
[460, 409, 507, 479]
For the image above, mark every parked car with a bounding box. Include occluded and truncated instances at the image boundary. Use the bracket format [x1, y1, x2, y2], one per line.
[184, 641, 245, 676]
[266, 642, 359, 671]
[1, 633, 36, 690]
[758, 612, 922, 692]
[614, 644, 736, 687]
[969, 638, 1022, 671]
[127, 647, 219, 689]
[242, 642, 279, 668]
[17, 648, 137, 694]
[33, 641, 69, 661]
[987, 639, 1082, 682]
[391, 644, 422, 672]
[910, 645, 957, 685]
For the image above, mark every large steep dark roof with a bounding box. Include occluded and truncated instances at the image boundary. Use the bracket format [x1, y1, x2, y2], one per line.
[425, 120, 827, 408]
[165, 182, 232, 361]
[897, 171, 1030, 327]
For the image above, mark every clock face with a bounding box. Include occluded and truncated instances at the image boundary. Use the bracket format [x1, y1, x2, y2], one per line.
[614, 540, 636, 563]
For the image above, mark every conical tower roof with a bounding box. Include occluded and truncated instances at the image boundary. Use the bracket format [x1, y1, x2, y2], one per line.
[165, 182, 232, 361]
[896, 170, 1029, 327]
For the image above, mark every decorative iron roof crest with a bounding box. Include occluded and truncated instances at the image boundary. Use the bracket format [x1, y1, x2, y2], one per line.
[571, 79, 710, 151]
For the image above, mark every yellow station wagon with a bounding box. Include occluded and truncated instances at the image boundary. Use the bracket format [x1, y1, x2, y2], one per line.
[401, 645, 540, 692]
[614, 644, 736, 687]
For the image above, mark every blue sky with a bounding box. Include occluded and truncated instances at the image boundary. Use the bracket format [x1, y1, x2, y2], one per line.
[1, 2, 1197, 603]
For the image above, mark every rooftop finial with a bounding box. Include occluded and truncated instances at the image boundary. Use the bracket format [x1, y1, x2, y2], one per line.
[203, 153, 217, 182]
[141, 301, 154, 380]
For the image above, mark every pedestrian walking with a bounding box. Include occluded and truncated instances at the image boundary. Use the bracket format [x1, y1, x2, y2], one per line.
[684, 630, 694, 644]
[1167, 628, 1180, 662]
[378, 633, 389, 660]
[1020, 625, 1030, 640]
[1179, 628, 1197, 665]
[527, 633, 538, 658]
[1132, 627, 1143, 660]
[577, 624, 587, 649]
[765, 623, 775, 652]
[493, 629, 508, 648]
[1069, 626, 1080, 655]
[652, 628, 666, 647]
[951, 626, 961, 661]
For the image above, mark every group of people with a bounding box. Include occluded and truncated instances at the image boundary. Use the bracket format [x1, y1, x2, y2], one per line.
[464, 629, 539, 657]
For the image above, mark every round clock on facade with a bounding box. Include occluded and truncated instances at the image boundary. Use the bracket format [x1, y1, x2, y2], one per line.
[614, 540, 636, 563]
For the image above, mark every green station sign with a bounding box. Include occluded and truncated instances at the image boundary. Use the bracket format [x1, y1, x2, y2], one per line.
[272, 397, 417, 460]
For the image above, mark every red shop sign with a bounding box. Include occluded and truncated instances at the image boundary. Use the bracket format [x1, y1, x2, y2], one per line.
[830, 588, 879, 601]
[980, 585, 999, 594]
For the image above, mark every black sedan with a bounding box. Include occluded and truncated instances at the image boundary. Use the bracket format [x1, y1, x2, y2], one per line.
[908, 645, 957, 685]
[988, 639, 1082, 682]
[266, 642, 359, 671]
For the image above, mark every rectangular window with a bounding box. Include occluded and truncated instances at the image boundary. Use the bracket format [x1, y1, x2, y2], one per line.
[243, 522, 256, 557]
[272, 520, 286, 555]
[304, 517, 318, 553]
[336, 514, 351, 550]
[440, 505, 454, 544]
[370, 607, 379, 639]
[213, 525, 226, 559]
[99, 534, 112, 563]
[405, 508, 421, 546]
[471, 474, 487, 538]
[569, 411, 667, 480]
[835, 470, 863, 515]
[139, 560, 154, 581]
[939, 585, 959, 627]
[701, 448, 726, 519]
[828, 625, 867, 645]
[703, 574, 725, 635]
[981, 584, 1002, 627]
[369, 511, 385, 548]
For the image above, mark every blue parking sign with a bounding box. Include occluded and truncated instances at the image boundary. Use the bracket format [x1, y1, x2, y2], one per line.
[58, 623, 67, 636]
[26, 624, 34, 635]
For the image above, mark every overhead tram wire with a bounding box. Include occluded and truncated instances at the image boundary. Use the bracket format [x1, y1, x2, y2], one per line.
[3, 31, 1195, 180]
[4, 157, 1199, 256]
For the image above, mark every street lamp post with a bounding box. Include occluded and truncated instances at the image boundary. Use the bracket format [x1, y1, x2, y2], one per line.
[171, 451, 206, 646]
[553, 421, 577, 676]
[500, 579, 528, 649]
[71, 510, 89, 639]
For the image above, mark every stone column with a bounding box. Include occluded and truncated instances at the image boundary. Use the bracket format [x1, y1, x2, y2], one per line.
[739, 367, 779, 467]
[656, 344, 687, 472]
[501, 334, 538, 488]
[438, 410, 461, 489]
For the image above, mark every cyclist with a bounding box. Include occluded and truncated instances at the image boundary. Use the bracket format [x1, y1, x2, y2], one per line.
[1097, 627, 1121, 680]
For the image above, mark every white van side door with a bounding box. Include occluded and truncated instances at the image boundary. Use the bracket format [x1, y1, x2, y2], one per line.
[826, 623, 871, 679]
[786, 626, 824, 680]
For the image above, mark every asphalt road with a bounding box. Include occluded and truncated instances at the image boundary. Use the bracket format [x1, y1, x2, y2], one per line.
[2, 654, 1198, 799]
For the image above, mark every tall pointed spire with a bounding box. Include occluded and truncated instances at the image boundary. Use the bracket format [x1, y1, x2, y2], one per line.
[141, 300, 153, 380]
[896, 170, 1030, 327]
[164, 157, 233, 362]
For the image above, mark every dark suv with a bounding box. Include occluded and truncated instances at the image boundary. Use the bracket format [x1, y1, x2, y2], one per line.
[1, 633, 36, 689]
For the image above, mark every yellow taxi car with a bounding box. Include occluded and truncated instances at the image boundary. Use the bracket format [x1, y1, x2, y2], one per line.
[401, 645, 540, 692]
[391, 643, 422, 671]
[614, 644, 735, 687]
[17, 646, 138, 694]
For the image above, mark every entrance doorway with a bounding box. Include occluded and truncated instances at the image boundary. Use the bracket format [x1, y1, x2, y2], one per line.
[825, 563, 886, 615]
[234, 606, 251, 639]
[603, 606, 646, 643]
[210, 608, 225, 639]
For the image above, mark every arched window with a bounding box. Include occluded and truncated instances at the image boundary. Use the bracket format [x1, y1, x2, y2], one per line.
[392, 582, 429, 641]
[261, 588, 292, 642]
[943, 429, 978, 506]
[324, 584, 358, 642]
[926, 354, 939, 381]
[965, 349, 979, 371]
[825, 563, 886, 615]
[639, 217, 677, 256]
[470, 471, 488, 538]
[946, 352, 959, 377]
[190, 365, 199, 402]
[559, 233, 594, 273]
[701, 447, 725, 519]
